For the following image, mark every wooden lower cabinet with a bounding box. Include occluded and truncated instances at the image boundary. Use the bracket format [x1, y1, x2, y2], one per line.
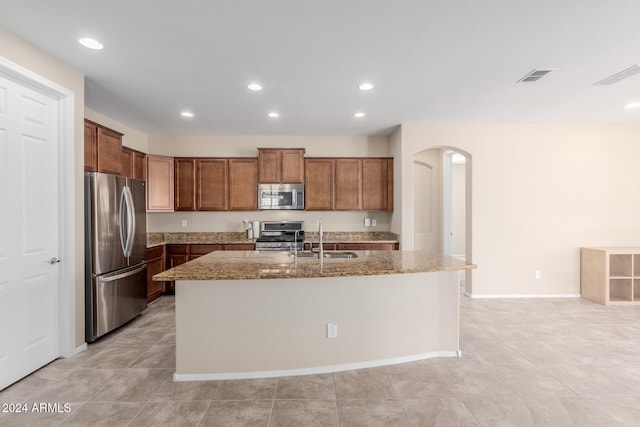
[146, 246, 166, 303]
[163, 243, 255, 293]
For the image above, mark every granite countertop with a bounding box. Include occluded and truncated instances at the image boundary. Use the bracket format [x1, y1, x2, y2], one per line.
[153, 250, 475, 281]
[147, 231, 399, 248]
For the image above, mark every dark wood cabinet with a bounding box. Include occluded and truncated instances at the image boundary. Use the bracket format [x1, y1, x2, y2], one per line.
[172, 157, 257, 211]
[84, 119, 123, 175]
[258, 148, 305, 183]
[121, 147, 133, 178]
[305, 157, 393, 212]
[335, 158, 362, 210]
[96, 126, 123, 175]
[146, 246, 166, 303]
[197, 159, 228, 211]
[189, 244, 223, 259]
[228, 158, 258, 210]
[84, 121, 98, 172]
[305, 158, 334, 210]
[133, 151, 146, 180]
[174, 158, 197, 211]
[362, 158, 393, 211]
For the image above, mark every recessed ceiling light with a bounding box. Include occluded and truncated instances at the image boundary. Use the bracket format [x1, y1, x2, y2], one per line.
[267, 112, 280, 118]
[624, 102, 640, 109]
[180, 111, 194, 118]
[353, 112, 366, 118]
[358, 82, 374, 91]
[248, 83, 263, 91]
[78, 37, 103, 50]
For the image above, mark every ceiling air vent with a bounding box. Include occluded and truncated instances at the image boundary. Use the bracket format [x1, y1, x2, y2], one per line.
[593, 65, 640, 86]
[517, 69, 555, 83]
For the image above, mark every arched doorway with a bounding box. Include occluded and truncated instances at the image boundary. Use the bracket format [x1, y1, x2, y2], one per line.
[413, 147, 472, 294]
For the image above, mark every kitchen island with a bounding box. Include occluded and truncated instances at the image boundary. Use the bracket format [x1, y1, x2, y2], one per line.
[153, 250, 475, 381]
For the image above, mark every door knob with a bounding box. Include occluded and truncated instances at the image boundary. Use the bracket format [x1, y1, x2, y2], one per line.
[48, 257, 61, 264]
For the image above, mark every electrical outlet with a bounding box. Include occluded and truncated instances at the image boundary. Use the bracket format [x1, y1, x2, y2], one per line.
[181, 219, 187, 228]
[371, 219, 377, 227]
[535, 270, 541, 280]
[327, 322, 338, 338]
[364, 218, 371, 227]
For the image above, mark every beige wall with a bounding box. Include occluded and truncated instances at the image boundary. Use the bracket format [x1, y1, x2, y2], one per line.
[398, 123, 640, 296]
[147, 134, 393, 233]
[0, 27, 85, 347]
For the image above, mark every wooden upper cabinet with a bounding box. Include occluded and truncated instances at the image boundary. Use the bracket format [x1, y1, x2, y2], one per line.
[197, 158, 228, 211]
[121, 147, 146, 179]
[133, 151, 145, 180]
[335, 158, 362, 210]
[84, 121, 98, 172]
[174, 158, 196, 211]
[84, 119, 123, 174]
[121, 147, 133, 178]
[258, 148, 305, 183]
[146, 154, 174, 212]
[281, 149, 305, 183]
[305, 158, 334, 210]
[96, 126, 123, 175]
[228, 158, 258, 210]
[362, 158, 393, 211]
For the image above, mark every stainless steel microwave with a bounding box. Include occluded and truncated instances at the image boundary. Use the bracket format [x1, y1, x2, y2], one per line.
[258, 183, 304, 210]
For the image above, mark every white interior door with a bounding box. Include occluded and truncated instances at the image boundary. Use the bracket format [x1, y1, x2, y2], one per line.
[0, 74, 61, 390]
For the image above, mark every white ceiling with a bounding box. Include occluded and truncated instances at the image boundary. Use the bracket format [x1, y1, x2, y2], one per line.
[2, 0, 640, 136]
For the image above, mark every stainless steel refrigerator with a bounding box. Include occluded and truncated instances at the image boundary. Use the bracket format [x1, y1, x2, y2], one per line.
[85, 172, 147, 342]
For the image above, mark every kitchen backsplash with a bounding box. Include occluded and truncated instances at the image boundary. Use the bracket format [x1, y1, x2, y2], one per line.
[146, 211, 392, 233]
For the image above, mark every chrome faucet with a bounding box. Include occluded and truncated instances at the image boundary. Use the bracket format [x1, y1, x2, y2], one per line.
[293, 230, 299, 259]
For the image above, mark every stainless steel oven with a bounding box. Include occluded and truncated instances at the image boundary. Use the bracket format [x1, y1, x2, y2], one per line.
[258, 183, 304, 210]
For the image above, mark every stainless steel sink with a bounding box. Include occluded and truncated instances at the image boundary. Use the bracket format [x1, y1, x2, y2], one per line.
[290, 251, 317, 258]
[323, 252, 358, 259]
[289, 251, 358, 259]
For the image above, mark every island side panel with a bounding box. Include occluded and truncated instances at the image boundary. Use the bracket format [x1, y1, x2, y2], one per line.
[175, 271, 460, 378]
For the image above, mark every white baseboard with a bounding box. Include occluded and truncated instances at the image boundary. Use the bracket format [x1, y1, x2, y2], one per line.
[62, 342, 87, 358]
[173, 350, 460, 381]
[464, 292, 580, 299]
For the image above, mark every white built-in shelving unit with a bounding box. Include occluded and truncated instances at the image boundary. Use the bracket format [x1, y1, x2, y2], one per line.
[581, 247, 640, 305]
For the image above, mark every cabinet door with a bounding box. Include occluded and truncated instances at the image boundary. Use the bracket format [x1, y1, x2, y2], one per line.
[146, 154, 174, 211]
[133, 151, 146, 180]
[258, 149, 281, 183]
[335, 159, 362, 210]
[281, 149, 305, 183]
[197, 159, 228, 211]
[84, 121, 97, 172]
[174, 158, 196, 211]
[228, 158, 258, 210]
[305, 159, 334, 210]
[146, 255, 165, 303]
[362, 158, 393, 211]
[96, 126, 123, 174]
[121, 147, 134, 178]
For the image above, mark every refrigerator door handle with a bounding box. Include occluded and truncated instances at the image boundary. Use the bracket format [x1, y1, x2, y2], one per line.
[119, 189, 128, 256]
[99, 263, 146, 282]
[122, 185, 136, 258]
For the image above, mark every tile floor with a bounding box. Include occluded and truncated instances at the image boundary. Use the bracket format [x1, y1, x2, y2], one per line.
[1, 292, 640, 426]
